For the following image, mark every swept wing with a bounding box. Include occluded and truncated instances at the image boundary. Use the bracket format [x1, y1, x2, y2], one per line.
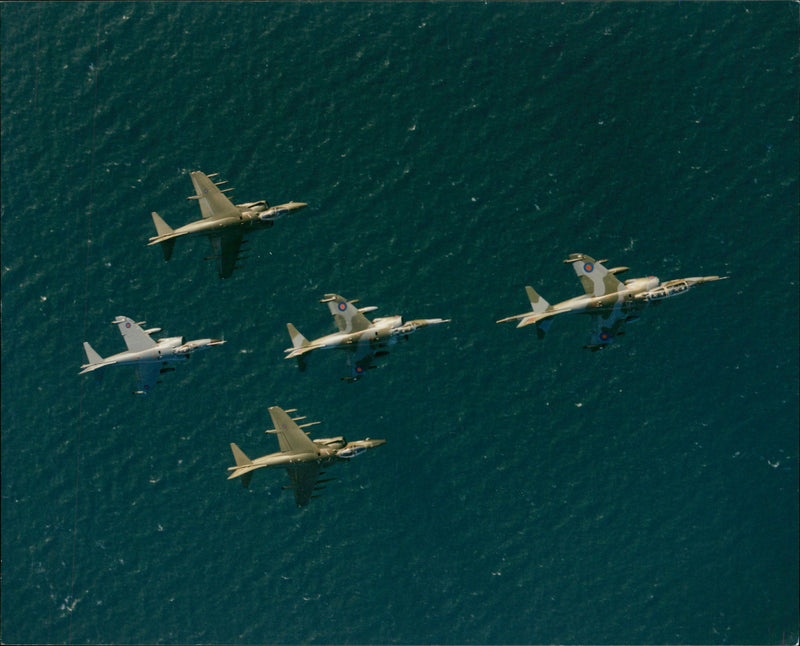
[189, 170, 238, 220]
[113, 316, 157, 352]
[565, 253, 623, 297]
[285, 462, 324, 507]
[134, 362, 162, 394]
[322, 294, 373, 333]
[208, 231, 245, 279]
[267, 406, 320, 455]
[585, 307, 630, 351]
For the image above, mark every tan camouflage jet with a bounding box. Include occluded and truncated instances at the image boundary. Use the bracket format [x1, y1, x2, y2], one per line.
[497, 253, 728, 350]
[227, 405, 386, 507]
[284, 293, 451, 381]
[148, 170, 307, 278]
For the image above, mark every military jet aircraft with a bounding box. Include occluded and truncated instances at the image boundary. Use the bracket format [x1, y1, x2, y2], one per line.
[148, 170, 307, 278]
[79, 316, 225, 394]
[227, 405, 386, 507]
[497, 253, 728, 350]
[284, 293, 451, 381]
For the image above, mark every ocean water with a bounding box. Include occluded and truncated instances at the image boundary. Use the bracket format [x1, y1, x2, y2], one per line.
[1, 2, 798, 644]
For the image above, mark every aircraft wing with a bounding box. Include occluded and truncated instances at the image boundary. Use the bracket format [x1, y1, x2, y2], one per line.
[322, 294, 373, 333]
[585, 307, 629, 351]
[208, 232, 245, 279]
[285, 462, 323, 507]
[189, 171, 238, 220]
[134, 362, 162, 394]
[113, 316, 157, 352]
[345, 342, 376, 381]
[267, 406, 320, 455]
[565, 253, 622, 297]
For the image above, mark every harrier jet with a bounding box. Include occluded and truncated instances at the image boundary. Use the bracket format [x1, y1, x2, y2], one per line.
[227, 405, 386, 507]
[497, 253, 728, 350]
[148, 170, 307, 278]
[79, 316, 225, 394]
[284, 293, 451, 381]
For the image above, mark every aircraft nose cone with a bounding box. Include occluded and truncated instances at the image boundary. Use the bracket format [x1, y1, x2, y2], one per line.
[290, 201, 308, 211]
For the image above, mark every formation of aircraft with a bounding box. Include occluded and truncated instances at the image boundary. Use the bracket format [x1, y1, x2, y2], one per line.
[497, 253, 728, 350]
[81, 167, 732, 506]
[79, 316, 225, 394]
[148, 170, 307, 279]
[284, 293, 451, 381]
[227, 405, 386, 507]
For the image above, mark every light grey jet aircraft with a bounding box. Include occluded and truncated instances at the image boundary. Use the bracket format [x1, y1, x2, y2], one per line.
[284, 293, 451, 381]
[227, 405, 386, 507]
[148, 170, 307, 278]
[79, 316, 225, 394]
[497, 253, 728, 350]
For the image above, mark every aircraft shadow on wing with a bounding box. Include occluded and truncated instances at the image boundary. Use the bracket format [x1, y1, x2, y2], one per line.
[283, 293, 451, 381]
[227, 405, 386, 507]
[147, 170, 307, 279]
[79, 316, 225, 394]
[497, 253, 729, 350]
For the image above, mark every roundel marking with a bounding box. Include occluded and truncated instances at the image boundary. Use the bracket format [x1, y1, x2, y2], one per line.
[355, 366, 364, 374]
[338, 302, 347, 311]
[600, 331, 610, 341]
[583, 262, 594, 273]
[125, 322, 132, 328]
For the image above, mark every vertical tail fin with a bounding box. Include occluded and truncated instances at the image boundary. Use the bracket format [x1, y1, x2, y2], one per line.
[286, 323, 310, 350]
[151, 211, 174, 237]
[231, 443, 252, 467]
[525, 286, 551, 314]
[520, 286, 554, 338]
[151, 212, 176, 261]
[230, 443, 253, 488]
[83, 341, 103, 365]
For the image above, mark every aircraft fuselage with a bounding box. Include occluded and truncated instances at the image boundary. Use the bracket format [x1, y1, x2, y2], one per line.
[81, 337, 224, 371]
[166, 201, 307, 240]
[550, 276, 660, 316]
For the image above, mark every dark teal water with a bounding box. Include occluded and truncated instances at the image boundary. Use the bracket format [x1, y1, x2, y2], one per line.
[2, 2, 798, 644]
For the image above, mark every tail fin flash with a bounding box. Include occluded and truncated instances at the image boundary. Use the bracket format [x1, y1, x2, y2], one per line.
[151, 212, 176, 260]
[287, 323, 310, 349]
[83, 341, 103, 365]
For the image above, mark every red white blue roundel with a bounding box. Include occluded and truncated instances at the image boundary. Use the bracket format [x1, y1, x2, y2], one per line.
[355, 365, 364, 374]
[125, 322, 131, 328]
[600, 331, 610, 341]
[584, 262, 594, 273]
[338, 302, 347, 311]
